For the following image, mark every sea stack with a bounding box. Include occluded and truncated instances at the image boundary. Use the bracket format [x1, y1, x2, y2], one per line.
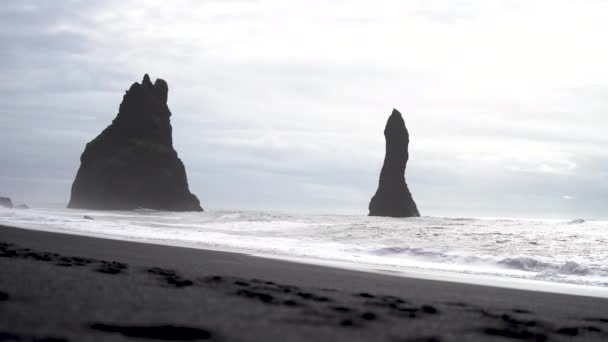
[0, 197, 13, 208]
[68, 74, 203, 211]
[369, 109, 420, 217]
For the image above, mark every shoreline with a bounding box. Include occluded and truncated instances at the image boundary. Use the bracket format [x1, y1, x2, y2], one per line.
[5, 220, 608, 299]
[1, 224, 608, 341]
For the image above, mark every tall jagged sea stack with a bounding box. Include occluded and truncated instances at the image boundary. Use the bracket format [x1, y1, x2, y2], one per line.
[68, 74, 202, 211]
[369, 109, 420, 217]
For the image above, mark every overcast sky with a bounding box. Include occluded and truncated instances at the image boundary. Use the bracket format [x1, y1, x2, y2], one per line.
[1, 0, 607, 218]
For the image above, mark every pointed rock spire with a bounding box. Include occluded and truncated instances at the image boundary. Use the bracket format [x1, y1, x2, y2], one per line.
[368, 108, 420, 217]
[142, 73, 153, 87]
[68, 74, 203, 211]
[0, 197, 12, 208]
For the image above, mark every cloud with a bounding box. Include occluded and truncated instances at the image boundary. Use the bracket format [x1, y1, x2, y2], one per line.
[1, 0, 607, 218]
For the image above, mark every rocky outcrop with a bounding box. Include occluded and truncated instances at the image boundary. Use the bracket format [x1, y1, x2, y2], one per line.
[369, 109, 420, 217]
[0, 197, 13, 208]
[68, 74, 203, 211]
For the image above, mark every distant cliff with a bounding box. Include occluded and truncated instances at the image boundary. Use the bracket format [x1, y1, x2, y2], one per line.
[369, 109, 420, 217]
[68, 74, 202, 211]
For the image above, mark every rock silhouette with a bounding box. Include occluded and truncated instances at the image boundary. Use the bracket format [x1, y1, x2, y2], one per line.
[0, 197, 12, 208]
[68, 74, 202, 211]
[369, 109, 420, 217]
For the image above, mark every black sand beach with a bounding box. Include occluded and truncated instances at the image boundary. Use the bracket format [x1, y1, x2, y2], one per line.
[1, 225, 607, 341]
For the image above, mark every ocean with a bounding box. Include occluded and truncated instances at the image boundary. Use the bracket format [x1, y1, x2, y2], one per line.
[1, 207, 607, 292]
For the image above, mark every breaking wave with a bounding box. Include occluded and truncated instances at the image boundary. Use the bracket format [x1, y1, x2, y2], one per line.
[371, 246, 604, 279]
[1, 207, 607, 288]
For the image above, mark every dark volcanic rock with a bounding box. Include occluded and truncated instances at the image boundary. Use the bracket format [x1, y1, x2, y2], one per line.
[0, 197, 12, 209]
[68, 74, 203, 211]
[369, 109, 420, 217]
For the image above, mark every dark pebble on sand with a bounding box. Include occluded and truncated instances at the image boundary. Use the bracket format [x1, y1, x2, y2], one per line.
[259, 293, 273, 303]
[383, 296, 405, 304]
[585, 317, 608, 324]
[0, 250, 17, 258]
[513, 309, 532, 314]
[296, 292, 329, 302]
[97, 268, 118, 274]
[167, 277, 193, 288]
[556, 327, 579, 336]
[237, 289, 274, 303]
[298, 292, 312, 299]
[283, 300, 298, 307]
[0, 291, 8, 301]
[340, 319, 354, 327]
[357, 292, 374, 298]
[26, 252, 51, 262]
[234, 281, 249, 287]
[422, 305, 439, 314]
[97, 266, 123, 275]
[147, 267, 175, 277]
[500, 313, 536, 327]
[585, 326, 602, 333]
[361, 312, 376, 321]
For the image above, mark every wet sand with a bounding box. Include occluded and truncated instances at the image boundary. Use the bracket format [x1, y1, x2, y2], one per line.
[1, 224, 607, 341]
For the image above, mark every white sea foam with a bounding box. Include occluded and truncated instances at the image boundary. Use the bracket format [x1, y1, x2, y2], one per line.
[1, 207, 607, 289]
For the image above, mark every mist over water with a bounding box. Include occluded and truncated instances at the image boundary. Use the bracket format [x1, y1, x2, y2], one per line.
[1, 207, 607, 288]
